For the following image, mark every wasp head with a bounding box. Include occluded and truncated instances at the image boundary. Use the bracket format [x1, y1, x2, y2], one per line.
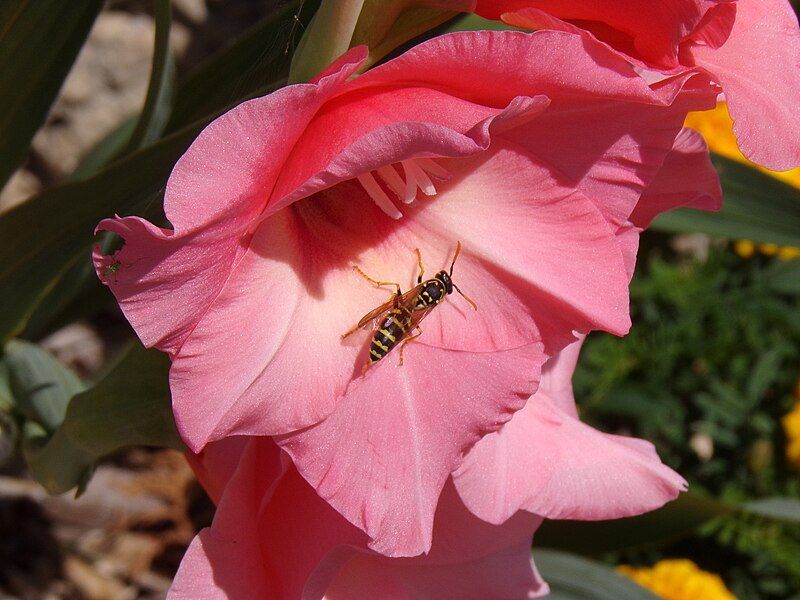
[437, 270, 453, 294]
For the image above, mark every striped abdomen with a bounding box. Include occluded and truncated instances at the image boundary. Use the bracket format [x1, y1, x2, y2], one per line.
[369, 306, 413, 364]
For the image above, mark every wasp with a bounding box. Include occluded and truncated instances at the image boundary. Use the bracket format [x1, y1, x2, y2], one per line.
[342, 241, 477, 374]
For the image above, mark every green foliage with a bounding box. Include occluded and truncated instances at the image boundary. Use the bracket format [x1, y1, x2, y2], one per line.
[534, 550, 659, 599]
[2, 339, 86, 433]
[24, 343, 182, 495]
[0, 0, 103, 187]
[0, 340, 181, 495]
[538, 492, 731, 555]
[575, 246, 800, 598]
[652, 155, 800, 247]
[0, 0, 320, 345]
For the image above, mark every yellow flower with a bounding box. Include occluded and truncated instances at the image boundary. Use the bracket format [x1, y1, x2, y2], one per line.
[687, 104, 800, 261]
[778, 246, 800, 261]
[782, 400, 800, 469]
[759, 243, 779, 256]
[733, 240, 756, 258]
[618, 559, 737, 600]
[684, 103, 800, 189]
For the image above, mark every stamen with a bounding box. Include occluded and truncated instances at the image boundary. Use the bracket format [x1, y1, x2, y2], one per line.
[355, 158, 452, 218]
[376, 165, 407, 199]
[416, 157, 451, 180]
[357, 172, 402, 219]
[404, 160, 437, 196]
[400, 160, 420, 204]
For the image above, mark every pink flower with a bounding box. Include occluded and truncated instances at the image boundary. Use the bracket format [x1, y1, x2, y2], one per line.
[453, 338, 688, 525]
[170, 340, 685, 599]
[96, 30, 716, 557]
[172, 437, 547, 599]
[474, 0, 800, 170]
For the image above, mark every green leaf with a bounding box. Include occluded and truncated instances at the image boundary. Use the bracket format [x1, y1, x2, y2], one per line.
[534, 550, 659, 600]
[0, 0, 104, 187]
[652, 155, 800, 246]
[0, 409, 17, 467]
[536, 492, 732, 554]
[761, 260, 800, 295]
[25, 343, 182, 495]
[746, 347, 785, 403]
[742, 498, 800, 523]
[70, 117, 138, 181]
[0, 122, 201, 345]
[289, 0, 364, 83]
[3, 339, 85, 432]
[167, 0, 320, 131]
[122, 0, 175, 153]
[0, 358, 14, 412]
[443, 12, 522, 32]
[0, 0, 320, 344]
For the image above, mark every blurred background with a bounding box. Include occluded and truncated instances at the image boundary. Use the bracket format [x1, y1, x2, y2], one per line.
[1, 1, 799, 598]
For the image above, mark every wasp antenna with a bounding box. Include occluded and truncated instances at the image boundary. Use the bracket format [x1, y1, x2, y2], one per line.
[450, 240, 463, 275]
[453, 283, 477, 311]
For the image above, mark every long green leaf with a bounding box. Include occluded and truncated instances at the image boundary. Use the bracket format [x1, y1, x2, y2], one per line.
[0, 123, 201, 344]
[0, 1, 319, 344]
[536, 493, 731, 555]
[444, 12, 522, 32]
[652, 155, 800, 246]
[70, 117, 139, 181]
[167, 0, 320, 132]
[122, 0, 175, 153]
[0, 359, 12, 412]
[0, 0, 103, 187]
[742, 497, 800, 523]
[534, 550, 659, 600]
[25, 343, 182, 495]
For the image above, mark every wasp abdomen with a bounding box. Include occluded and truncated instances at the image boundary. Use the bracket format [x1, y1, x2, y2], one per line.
[369, 307, 412, 363]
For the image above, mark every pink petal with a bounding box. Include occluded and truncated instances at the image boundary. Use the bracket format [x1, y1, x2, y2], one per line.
[169, 529, 262, 600]
[631, 127, 721, 228]
[322, 482, 548, 600]
[184, 437, 248, 505]
[169, 208, 353, 448]
[299, 30, 716, 231]
[174, 438, 546, 599]
[475, 0, 730, 69]
[454, 340, 687, 524]
[95, 49, 367, 354]
[172, 137, 633, 450]
[415, 143, 632, 345]
[277, 342, 543, 557]
[500, 72, 716, 232]
[169, 441, 284, 599]
[688, 0, 800, 170]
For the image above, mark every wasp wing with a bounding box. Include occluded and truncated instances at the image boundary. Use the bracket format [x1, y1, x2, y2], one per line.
[355, 298, 397, 330]
[355, 283, 426, 330]
[404, 303, 436, 334]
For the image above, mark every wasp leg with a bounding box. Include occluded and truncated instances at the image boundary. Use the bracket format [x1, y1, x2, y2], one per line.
[415, 248, 425, 283]
[352, 266, 401, 295]
[341, 324, 361, 340]
[398, 327, 423, 366]
[361, 360, 372, 377]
